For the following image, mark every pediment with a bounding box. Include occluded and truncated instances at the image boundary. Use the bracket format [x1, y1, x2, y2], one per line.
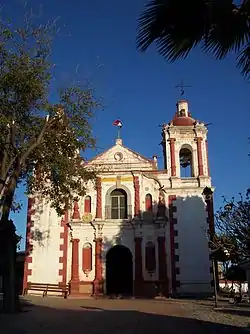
[86, 142, 154, 171]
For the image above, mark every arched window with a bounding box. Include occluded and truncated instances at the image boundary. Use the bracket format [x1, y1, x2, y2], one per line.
[179, 147, 193, 177]
[82, 243, 92, 273]
[157, 190, 166, 218]
[145, 242, 156, 273]
[110, 189, 127, 219]
[145, 194, 153, 212]
[84, 196, 91, 213]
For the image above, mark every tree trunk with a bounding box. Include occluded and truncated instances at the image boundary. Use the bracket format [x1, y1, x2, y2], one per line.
[239, 281, 242, 301]
[2, 227, 17, 313]
[1, 181, 19, 313]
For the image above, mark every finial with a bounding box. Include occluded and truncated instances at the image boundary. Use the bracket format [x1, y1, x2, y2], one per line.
[116, 138, 123, 145]
[175, 79, 192, 99]
[72, 200, 80, 220]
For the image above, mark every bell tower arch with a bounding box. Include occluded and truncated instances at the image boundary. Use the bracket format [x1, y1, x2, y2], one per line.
[162, 99, 210, 182]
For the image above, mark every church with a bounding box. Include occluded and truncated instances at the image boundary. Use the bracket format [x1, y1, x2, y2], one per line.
[23, 98, 214, 297]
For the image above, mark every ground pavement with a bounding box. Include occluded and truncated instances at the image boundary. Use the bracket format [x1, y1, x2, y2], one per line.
[0, 296, 250, 334]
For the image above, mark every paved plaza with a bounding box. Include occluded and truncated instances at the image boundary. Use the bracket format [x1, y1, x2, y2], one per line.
[0, 296, 250, 333]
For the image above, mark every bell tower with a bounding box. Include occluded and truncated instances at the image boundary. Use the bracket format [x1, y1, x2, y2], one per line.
[161, 99, 210, 186]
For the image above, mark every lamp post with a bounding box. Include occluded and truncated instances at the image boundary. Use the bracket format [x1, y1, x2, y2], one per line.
[211, 252, 218, 308]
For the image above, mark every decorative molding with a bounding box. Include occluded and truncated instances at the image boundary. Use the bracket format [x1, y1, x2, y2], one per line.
[96, 177, 102, 218]
[133, 176, 140, 217]
[168, 138, 176, 177]
[196, 137, 204, 176]
[205, 140, 210, 176]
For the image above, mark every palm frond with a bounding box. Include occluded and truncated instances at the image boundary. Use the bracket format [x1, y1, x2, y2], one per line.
[137, 0, 207, 61]
[137, 0, 250, 77]
[237, 42, 250, 78]
[203, 1, 249, 59]
[136, 0, 168, 52]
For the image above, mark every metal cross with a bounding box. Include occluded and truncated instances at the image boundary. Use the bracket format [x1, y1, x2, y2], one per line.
[175, 79, 192, 97]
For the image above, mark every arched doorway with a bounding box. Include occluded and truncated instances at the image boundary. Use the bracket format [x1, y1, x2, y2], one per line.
[106, 245, 133, 296]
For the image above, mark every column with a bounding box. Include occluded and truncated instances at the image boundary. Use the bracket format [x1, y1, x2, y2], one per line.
[134, 237, 143, 296]
[205, 140, 210, 176]
[196, 137, 204, 176]
[96, 177, 102, 218]
[169, 138, 176, 177]
[70, 238, 80, 294]
[157, 236, 168, 296]
[93, 238, 103, 295]
[133, 176, 140, 217]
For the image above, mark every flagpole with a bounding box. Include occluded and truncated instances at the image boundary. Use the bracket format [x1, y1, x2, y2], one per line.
[117, 127, 121, 139]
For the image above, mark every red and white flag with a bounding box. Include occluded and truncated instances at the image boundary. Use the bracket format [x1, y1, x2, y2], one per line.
[112, 119, 122, 128]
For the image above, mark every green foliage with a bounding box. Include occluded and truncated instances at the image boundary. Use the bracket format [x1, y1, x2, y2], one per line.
[0, 12, 99, 217]
[213, 190, 250, 261]
[137, 0, 250, 78]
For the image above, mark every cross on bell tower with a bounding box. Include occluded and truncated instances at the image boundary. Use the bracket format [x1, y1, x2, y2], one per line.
[175, 80, 192, 98]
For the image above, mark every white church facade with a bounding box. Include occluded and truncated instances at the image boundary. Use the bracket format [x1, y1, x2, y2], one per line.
[23, 99, 215, 297]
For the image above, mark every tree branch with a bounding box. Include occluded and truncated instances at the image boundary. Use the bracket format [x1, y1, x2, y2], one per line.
[20, 115, 49, 165]
[142, 172, 165, 192]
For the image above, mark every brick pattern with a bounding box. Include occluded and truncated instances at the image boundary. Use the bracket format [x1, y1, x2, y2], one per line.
[168, 195, 180, 294]
[23, 197, 35, 293]
[58, 211, 69, 285]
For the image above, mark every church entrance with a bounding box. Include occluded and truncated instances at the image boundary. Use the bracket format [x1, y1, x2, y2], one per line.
[106, 245, 133, 296]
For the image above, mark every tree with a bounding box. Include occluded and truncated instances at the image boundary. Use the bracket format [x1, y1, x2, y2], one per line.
[137, 0, 250, 78]
[212, 190, 250, 262]
[0, 12, 99, 312]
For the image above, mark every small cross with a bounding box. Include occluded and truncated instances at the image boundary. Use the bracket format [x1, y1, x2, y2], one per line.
[175, 79, 192, 97]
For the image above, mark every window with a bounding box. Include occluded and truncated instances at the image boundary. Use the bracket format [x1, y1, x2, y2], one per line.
[145, 242, 156, 273]
[110, 189, 127, 219]
[145, 194, 153, 212]
[84, 196, 91, 213]
[179, 147, 193, 177]
[157, 190, 166, 217]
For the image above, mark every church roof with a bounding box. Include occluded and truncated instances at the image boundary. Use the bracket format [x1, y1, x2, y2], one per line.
[171, 114, 196, 126]
[86, 138, 155, 171]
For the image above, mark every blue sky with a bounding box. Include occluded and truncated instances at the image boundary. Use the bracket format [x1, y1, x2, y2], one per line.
[4, 1, 250, 250]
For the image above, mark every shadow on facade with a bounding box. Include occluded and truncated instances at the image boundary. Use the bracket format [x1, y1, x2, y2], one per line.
[22, 191, 212, 299]
[100, 193, 211, 299]
[0, 299, 245, 334]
